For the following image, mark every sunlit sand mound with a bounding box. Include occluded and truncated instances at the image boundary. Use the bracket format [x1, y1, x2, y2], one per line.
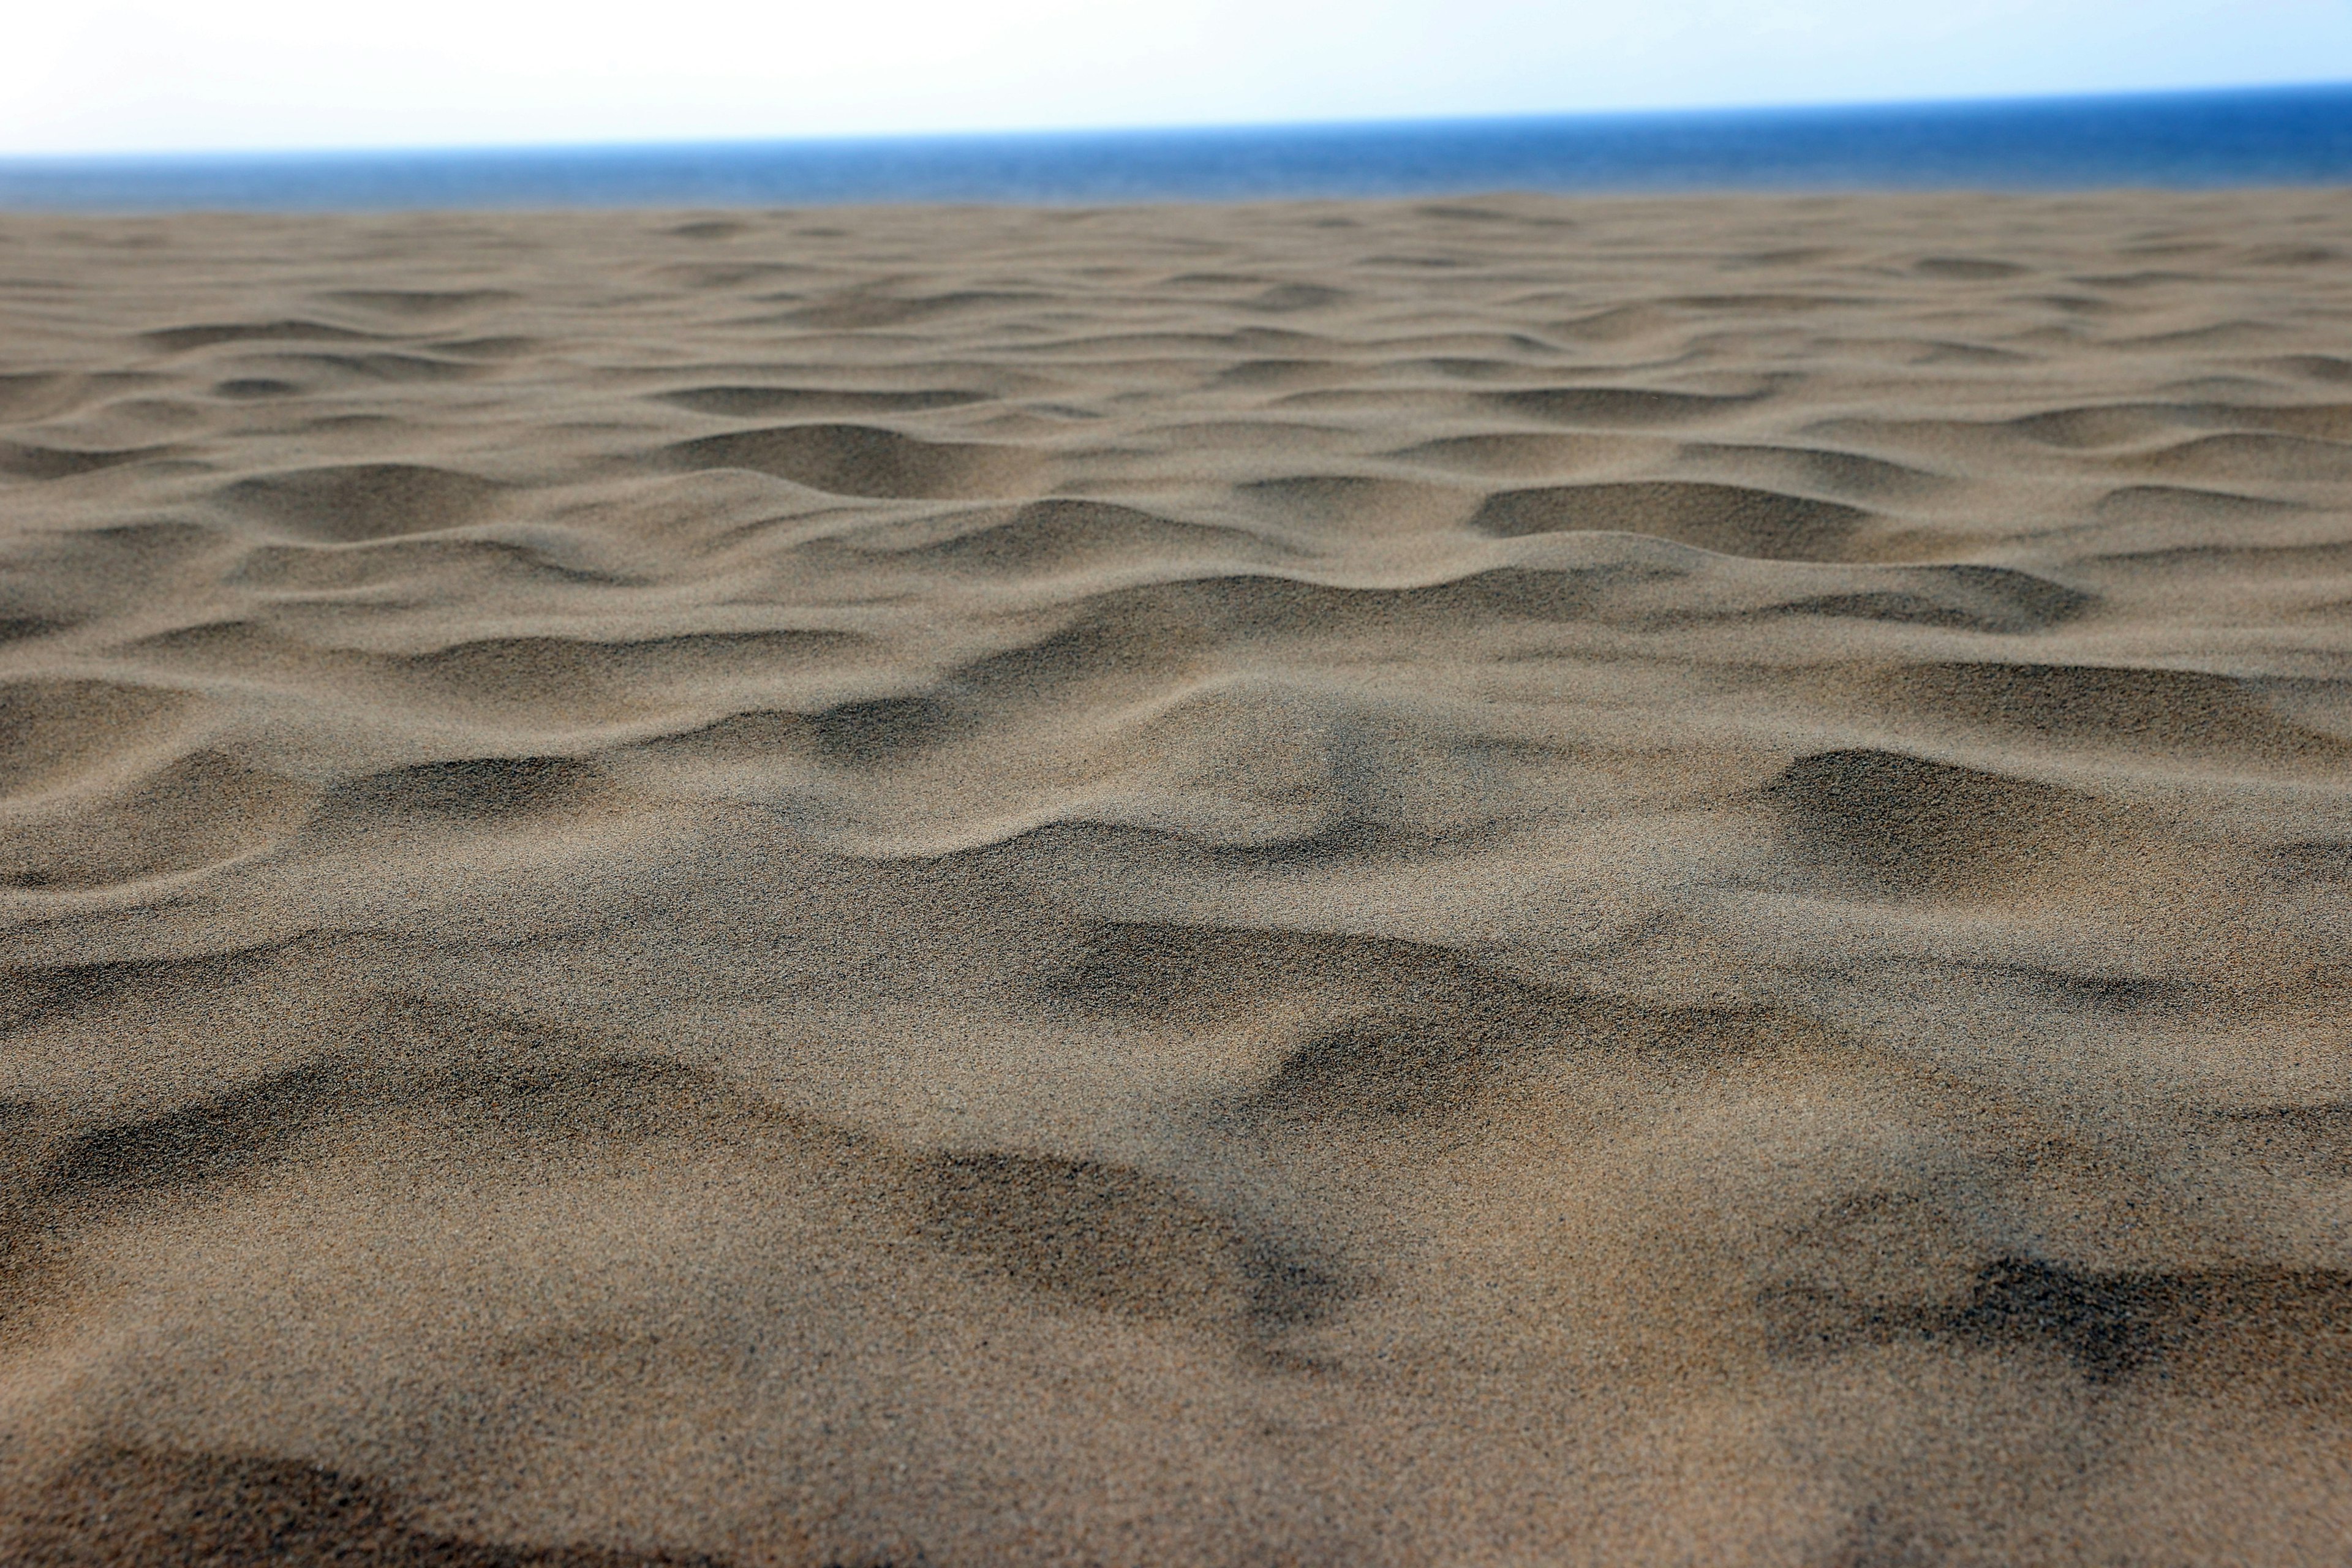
[1, 192, 2348, 1567]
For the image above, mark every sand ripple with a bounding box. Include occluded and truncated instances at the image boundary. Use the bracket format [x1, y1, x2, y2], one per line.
[1, 192, 2348, 1566]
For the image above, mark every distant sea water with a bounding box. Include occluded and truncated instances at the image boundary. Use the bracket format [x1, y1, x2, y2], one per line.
[2, 83, 2350, 213]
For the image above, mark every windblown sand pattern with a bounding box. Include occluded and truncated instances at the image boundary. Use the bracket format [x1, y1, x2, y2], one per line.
[2, 193, 2349, 1565]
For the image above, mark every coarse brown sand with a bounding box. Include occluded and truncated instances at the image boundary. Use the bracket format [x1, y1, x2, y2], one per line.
[0, 191, 2348, 1566]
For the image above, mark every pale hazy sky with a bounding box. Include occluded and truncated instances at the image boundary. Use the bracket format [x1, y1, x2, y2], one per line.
[8, 0, 2351, 156]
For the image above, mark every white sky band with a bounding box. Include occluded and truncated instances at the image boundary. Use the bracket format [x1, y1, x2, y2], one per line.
[8, 0, 2350, 157]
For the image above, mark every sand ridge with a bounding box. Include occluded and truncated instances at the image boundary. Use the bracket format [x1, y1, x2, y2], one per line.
[0, 192, 2348, 1564]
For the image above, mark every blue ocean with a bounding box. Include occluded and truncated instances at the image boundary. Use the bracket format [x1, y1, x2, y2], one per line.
[1, 83, 2348, 212]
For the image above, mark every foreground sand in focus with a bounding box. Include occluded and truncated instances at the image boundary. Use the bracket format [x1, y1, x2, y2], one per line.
[0, 192, 2348, 1565]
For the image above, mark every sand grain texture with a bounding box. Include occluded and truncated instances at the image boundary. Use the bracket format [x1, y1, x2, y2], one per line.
[1, 192, 2349, 1566]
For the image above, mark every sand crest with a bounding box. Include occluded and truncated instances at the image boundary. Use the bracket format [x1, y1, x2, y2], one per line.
[1, 192, 2348, 1565]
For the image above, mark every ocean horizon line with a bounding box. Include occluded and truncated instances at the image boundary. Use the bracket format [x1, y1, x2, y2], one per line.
[4, 80, 2350, 213]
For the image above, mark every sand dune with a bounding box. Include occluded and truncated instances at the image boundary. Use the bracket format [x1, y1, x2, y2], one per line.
[1, 192, 2348, 1566]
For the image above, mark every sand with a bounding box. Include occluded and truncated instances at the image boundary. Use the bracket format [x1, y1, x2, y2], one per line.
[0, 190, 2347, 1566]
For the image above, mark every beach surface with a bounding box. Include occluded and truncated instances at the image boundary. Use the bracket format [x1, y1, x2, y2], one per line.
[1, 192, 2347, 1566]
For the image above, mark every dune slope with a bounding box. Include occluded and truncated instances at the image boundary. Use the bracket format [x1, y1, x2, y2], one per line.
[1, 192, 2349, 1566]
